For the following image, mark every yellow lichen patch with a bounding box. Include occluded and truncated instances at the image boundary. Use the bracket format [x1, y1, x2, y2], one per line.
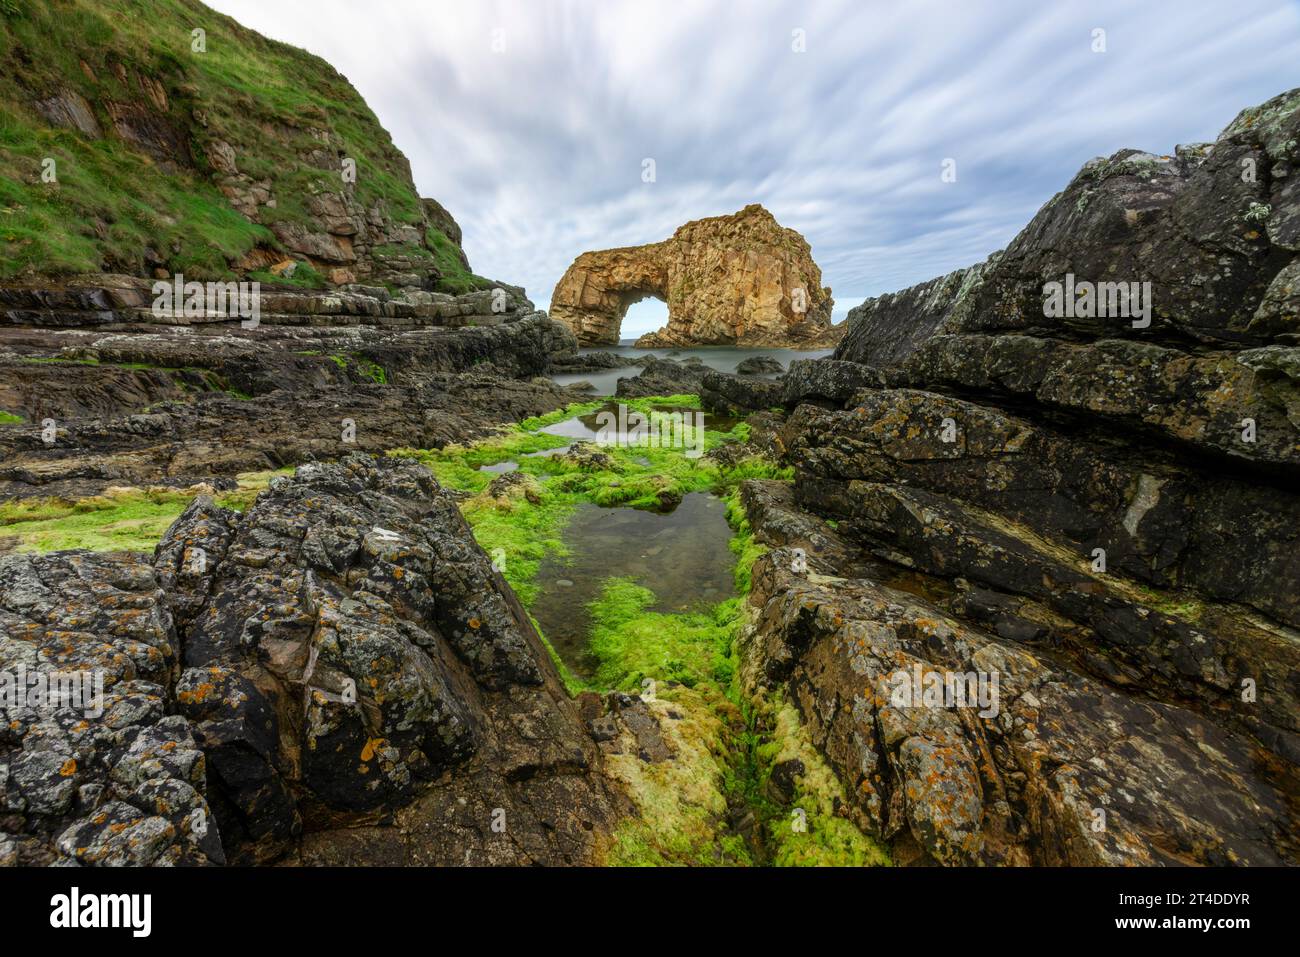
[58, 758, 77, 777]
[360, 737, 385, 762]
[177, 682, 215, 705]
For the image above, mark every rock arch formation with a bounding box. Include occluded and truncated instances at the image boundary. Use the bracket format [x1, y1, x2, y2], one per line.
[549, 204, 841, 347]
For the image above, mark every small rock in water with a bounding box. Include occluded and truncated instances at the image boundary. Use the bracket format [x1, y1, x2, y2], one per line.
[737, 355, 785, 375]
[556, 579, 574, 587]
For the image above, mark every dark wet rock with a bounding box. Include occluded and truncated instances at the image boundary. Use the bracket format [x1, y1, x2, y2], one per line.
[0, 551, 224, 865]
[961, 145, 1287, 347]
[740, 543, 1296, 866]
[0, 373, 588, 501]
[835, 263, 993, 369]
[900, 335, 1300, 468]
[834, 92, 1300, 355]
[2, 456, 627, 866]
[550, 351, 643, 373]
[782, 390, 1300, 632]
[614, 357, 709, 398]
[737, 355, 785, 375]
[161, 455, 623, 863]
[738, 479, 882, 579]
[589, 693, 674, 763]
[1249, 257, 1300, 337]
[610, 696, 673, 763]
[0, 358, 193, 423]
[781, 358, 884, 408]
[766, 758, 805, 805]
[700, 370, 784, 416]
[1221, 89, 1300, 256]
[0, 311, 577, 424]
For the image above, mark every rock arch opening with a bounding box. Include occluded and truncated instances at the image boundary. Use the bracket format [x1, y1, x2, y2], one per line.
[618, 292, 671, 343]
[549, 204, 841, 348]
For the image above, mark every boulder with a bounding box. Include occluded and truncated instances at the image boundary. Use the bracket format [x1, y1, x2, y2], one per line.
[736, 355, 785, 375]
[614, 357, 709, 398]
[0, 552, 224, 865]
[700, 370, 784, 416]
[175, 454, 622, 863]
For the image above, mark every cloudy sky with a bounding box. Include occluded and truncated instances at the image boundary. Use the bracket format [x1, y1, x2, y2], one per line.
[209, 0, 1300, 337]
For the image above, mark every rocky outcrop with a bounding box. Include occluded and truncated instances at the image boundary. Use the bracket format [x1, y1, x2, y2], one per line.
[550, 351, 644, 374]
[0, 276, 539, 335]
[550, 205, 841, 347]
[700, 370, 783, 417]
[1, 455, 625, 865]
[838, 89, 1300, 358]
[736, 356, 785, 375]
[737, 480, 1296, 865]
[740, 519, 1293, 865]
[737, 86, 1300, 866]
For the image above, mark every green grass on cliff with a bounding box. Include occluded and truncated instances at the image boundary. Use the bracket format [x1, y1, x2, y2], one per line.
[0, 0, 437, 280]
[423, 228, 496, 294]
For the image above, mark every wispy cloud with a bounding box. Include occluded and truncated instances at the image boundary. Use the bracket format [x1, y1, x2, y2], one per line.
[207, 0, 1300, 334]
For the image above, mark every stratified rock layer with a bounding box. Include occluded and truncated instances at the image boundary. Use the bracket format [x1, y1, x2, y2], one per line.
[550, 204, 840, 347]
[0, 303, 581, 501]
[735, 86, 1300, 866]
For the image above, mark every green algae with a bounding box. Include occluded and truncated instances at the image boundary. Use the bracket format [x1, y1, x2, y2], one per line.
[750, 693, 892, 867]
[390, 398, 785, 602]
[603, 682, 754, 866]
[587, 579, 740, 692]
[0, 469, 287, 553]
[392, 394, 841, 865]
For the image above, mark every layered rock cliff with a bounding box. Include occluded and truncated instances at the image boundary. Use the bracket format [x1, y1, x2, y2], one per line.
[550, 204, 841, 347]
[704, 86, 1300, 865]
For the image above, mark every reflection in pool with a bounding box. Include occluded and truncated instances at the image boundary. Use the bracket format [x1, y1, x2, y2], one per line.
[530, 492, 735, 677]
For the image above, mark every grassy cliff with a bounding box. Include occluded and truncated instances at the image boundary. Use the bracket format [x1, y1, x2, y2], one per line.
[0, 0, 487, 288]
